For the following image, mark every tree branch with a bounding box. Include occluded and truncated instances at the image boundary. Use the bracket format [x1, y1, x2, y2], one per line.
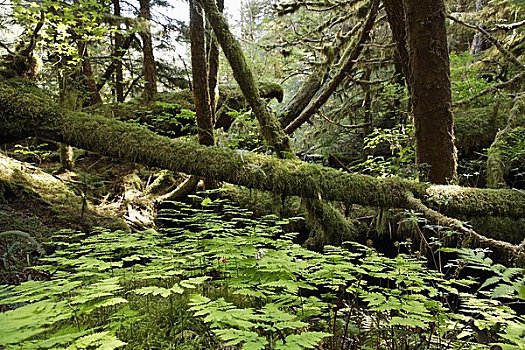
[405, 192, 525, 266]
[284, 0, 380, 134]
[448, 14, 525, 71]
[453, 70, 525, 107]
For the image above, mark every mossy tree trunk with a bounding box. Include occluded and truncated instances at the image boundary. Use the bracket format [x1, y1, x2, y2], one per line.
[112, 0, 125, 102]
[1, 80, 525, 264]
[383, 0, 410, 84]
[283, 0, 380, 135]
[190, 0, 214, 147]
[279, 64, 328, 128]
[206, 0, 223, 120]
[76, 42, 102, 106]
[198, 0, 291, 157]
[404, 0, 457, 184]
[189, 0, 216, 192]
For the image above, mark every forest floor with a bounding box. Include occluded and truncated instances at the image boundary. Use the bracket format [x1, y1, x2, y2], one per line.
[0, 146, 162, 284]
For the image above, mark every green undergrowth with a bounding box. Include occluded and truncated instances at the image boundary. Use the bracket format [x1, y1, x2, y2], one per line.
[1, 196, 524, 349]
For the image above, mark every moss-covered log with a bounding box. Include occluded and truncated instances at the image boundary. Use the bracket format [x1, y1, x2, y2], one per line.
[2, 81, 525, 222]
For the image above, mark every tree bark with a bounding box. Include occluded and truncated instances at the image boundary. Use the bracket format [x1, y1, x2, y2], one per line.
[470, 0, 485, 56]
[113, 0, 125, 102]
[207, 0, 223, 121]
[139, 0, 157, 103]
[279, 65, 327, 127]
[382, 0, 410, 83]
[486, 95, 525, 188]
[404, 0, 457, 184]
[77, 41, 102, 106]
[190, 0, 215, 146]
[96, 35, 133, 96]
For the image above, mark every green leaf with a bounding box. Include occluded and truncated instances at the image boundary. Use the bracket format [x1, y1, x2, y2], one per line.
[131, 286, 172, 298]
[390, 316, 426, 328]
[214, 329, 268, 350]
[66, 331, 126, 349]
[492, 284, 516, 299]
[275, 331, 331, 349]
[201, 197, 213, 206]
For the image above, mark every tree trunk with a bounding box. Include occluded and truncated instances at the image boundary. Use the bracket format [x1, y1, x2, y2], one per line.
[279, 65, 327, 127]
[198, 0, 290, 156]
[470, 0, 485, 56]
[283, 0, 380, 135]
[404, 0, 457, 184]
[486, 95, 525, 188]
[77, 41, 102, 106]
[383, 0, 410, 83]
[139, 0, 157, 103]
[190, 0, 214, 146]
[113, 0, 125, 102]
[207, 0, 223, 121]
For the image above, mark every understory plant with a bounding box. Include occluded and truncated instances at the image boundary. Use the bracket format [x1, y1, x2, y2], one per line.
[0, 196, 524, 349]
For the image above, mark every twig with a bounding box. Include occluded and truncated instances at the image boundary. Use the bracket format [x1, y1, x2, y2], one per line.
[0, 40, 14, 55]
[328, 153, 352, 173]
[496, 19, 525, 31]
[319, 111, 372, 130]
[284, 0, 380, 134]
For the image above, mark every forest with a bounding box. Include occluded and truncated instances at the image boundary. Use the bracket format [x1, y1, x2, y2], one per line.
[0, 0, 525, 348]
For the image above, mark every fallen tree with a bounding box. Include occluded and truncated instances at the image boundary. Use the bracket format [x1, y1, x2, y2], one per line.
[1, 80, 524, 264]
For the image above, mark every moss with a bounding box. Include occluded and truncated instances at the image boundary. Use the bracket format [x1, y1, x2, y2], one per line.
[424, 185, 525, 218]
[221, 185, 302, 217]
[468, 216, 525, 244]
[454, 103, 507, 155]
[2, 80, 525, 221]
[258, 82, 284, 103]
[486, 96, 525, 188]
[304, 199, 356, 248]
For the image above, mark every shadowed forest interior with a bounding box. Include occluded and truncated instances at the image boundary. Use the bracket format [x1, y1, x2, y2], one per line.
[1, 0, 525, 349]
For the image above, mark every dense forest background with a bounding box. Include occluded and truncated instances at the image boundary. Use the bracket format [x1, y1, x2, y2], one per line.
[0, 0, 525, 349]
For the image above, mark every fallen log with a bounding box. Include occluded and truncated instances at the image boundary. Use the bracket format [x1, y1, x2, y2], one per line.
[2, 80, 525, 217]
[1, 80, 524, 263]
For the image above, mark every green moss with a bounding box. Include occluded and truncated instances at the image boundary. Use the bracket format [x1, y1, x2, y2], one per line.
[469, 216, 525, 244]
[3, 80, 525, 222]
[454, 104, 507, 155]
[485, 96, 525, 188]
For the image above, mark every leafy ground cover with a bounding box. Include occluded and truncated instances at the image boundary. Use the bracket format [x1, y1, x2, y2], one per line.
[1, 195, 524, 349]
